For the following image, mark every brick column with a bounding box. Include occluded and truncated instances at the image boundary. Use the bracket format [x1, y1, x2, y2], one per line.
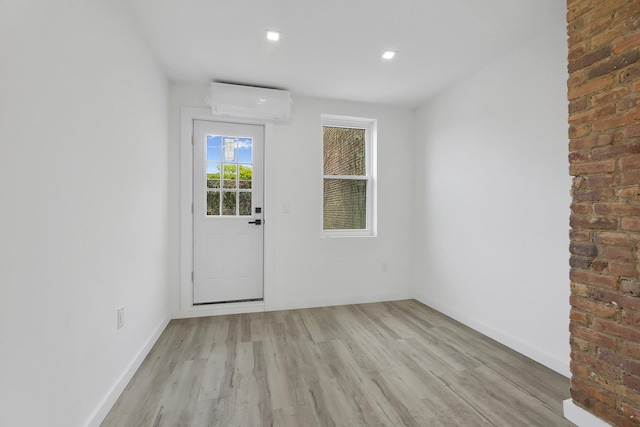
[568, 1, 640, 425]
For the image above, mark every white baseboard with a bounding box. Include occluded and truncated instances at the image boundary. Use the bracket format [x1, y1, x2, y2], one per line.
[172, 292, 414, 318]
[563, 399, 612, 427]
[266, 291, 414, 312]
[415, 293, 570, 377]
[83, 317, 170, 427]
[172, 300, 266, 319]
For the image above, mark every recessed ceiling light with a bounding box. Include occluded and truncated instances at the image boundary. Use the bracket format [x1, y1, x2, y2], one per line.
[266, 31, 280, 41]
[382, 51, 396, 60]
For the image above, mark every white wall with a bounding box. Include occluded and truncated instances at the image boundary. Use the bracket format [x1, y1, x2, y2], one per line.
[169, 83, 415, 315]
[413, 16, 571, 375]
[0, 1, 170, 426]
[269, 97, 416, 309]
[0, 0, 569, 423]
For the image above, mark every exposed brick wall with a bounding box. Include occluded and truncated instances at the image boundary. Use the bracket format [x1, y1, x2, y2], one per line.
[568, 0, 640, 425]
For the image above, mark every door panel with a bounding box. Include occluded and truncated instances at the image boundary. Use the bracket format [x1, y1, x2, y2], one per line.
[193, 120, 264, 304]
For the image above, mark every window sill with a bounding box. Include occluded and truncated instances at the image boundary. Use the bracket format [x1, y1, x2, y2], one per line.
[321, 232, 377, 238]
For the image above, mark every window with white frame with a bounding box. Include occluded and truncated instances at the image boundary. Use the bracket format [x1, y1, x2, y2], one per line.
[321, 114, 376, 237]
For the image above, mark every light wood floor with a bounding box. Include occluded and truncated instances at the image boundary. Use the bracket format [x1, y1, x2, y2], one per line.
[102, 300, 574, 426]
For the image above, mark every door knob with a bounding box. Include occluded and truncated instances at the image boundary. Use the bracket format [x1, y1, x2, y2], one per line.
[248, 219, 262, 225]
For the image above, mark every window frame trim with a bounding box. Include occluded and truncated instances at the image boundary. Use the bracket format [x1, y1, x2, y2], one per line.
[204, 135, 256, 218]
[321, 114, 377, 238]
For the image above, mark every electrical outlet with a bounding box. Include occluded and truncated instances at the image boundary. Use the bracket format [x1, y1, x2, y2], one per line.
[117, 306, 125, 329]
[382, 262, 389, 272]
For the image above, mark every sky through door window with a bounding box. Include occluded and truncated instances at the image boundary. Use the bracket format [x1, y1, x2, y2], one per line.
[322, 115, 376, 237]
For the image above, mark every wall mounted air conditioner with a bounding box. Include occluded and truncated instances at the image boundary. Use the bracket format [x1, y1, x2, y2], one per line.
[206, 82, 292, 121]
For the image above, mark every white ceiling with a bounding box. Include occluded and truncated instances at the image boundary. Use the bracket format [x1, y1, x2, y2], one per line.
[123, 0, 564, 107]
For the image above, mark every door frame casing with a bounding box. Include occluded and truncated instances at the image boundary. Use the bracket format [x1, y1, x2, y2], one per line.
[179, 107, 275, 317]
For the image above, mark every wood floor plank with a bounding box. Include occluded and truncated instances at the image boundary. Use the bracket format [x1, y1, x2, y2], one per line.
[198, 345, 232, 401]
[312, 378, 365, 427]
[289, 338, 334, 385]
[234, 342, 260, 405]
[357, 303, 422, 340]
[102, 300, 574, 427]
[248, 312, 268, 342]
[465, 365, 571, 426]
[273, 404, 322, 427]
[368, 369, 440, 427]
[433, 322, 571, 413]
[192, 396, 235, 427]
[232, 400, 273, 427]
[319, 340, 406, 426]
[412, 326, 484, 371]
[198, 317, 239, 402]
[303, 380, 335, 426]
[340, 332, 394, 373]
[263, 321, 308, 410]
[151, 358, 206, 427]
[394, 299, 448, 328]
[381, 300, 444, 333]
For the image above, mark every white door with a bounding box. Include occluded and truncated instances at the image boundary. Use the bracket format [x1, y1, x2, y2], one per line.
[193, 120, 264, 304]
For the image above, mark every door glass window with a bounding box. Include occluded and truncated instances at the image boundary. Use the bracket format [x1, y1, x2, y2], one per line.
[206, 135, 253, 216]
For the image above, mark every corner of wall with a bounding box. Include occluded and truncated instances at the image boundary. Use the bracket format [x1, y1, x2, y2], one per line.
[83, 317, 170, 427]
